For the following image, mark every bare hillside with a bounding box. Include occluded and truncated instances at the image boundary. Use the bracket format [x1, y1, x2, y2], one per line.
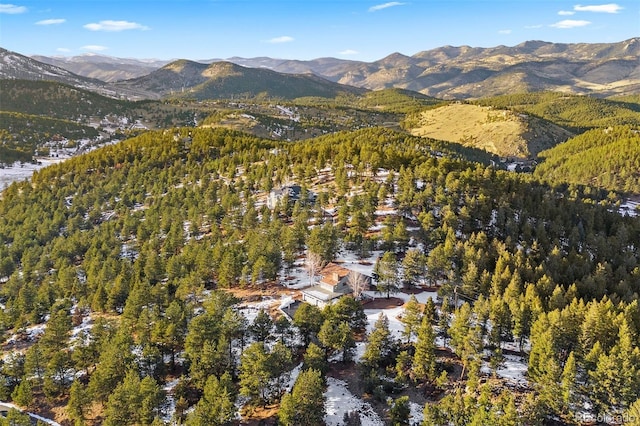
[409, 103, 574, 158]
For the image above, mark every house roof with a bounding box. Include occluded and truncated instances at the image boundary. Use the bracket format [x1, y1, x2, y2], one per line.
[319, 262, 353, 287]
[302, 285, 345, 302]
[272, 185, 302, 199]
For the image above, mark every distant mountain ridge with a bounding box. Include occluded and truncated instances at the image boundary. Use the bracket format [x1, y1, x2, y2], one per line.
[0, 48, 160, 100]
[4, 37, 639, 99]
[113, 60, 367, 100]
[113, 37, 640, 98]
[0, 48, 107, 90]
[31, 53, 170, 82]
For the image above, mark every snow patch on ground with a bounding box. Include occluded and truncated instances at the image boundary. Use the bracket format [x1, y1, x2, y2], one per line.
[409, 401, 424, 425]
[27, 412, 62, 426]
[324, 377, 384, 426]
[4, 323, 47, 346]
[284, 363, 303, 393]
[480, 354, 528, 386]
[618, 200, 639, 217]
[0, 159, 67, 189]
[161, 378, 180, 423]
[0, 401, 62, 426]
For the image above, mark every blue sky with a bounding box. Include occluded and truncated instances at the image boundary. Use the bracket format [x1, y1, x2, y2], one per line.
[1, 1, 637, 61]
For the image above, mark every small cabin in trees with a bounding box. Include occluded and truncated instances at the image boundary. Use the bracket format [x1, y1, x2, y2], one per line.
[301, 262, 371, 308]
[267, 185, 315, 209]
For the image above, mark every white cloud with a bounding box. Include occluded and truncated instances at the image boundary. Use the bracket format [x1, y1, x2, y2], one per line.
[525, 24, 544, 29]
[56, 47, 71, 52]
[0, 3, 27, 14]
[574, 3, 623, 13]
[550, 19, 591, 28]
[558, 10, 575, 15]
[84, 20, 149, 32]
[369, 2, 406, 12]
[81, 45, 108, 52]
[498, 29, 512, 34]
[35, 18, 65, 25]
[339, 49, 359, 55]
[264, 36, 294, 43]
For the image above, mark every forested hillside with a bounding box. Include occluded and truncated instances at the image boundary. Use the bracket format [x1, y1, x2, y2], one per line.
[0, 111, 100, 164]
[473, 92, 640, 130]
[1, 126, 639, 424]
[0, 80, 134, 119]
[534, 126, 640, 193]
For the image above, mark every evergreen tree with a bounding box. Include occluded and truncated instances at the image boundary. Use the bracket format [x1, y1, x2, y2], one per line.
[11, 379, 33, 409]
[103, 370, 164, 426]
[362, 313, 395, 369]
[560, 351, 577, 415]
[389, 395, 411, 425]
[186, 372, 235, 426]
[278, 369, 325, 426]
[67, 380, 90, 425]
[2, 409, 33, 426]
[402, 249, 427, 288]
[293, 302, 324, 345]
[303, 342, 328, 376]
[375, 251, 400, 298]
[413, 314, 437, 383]
[327, 296, 367, 332]
[250, 309, 273, 342]
[319, 319, 355, 362]
[401, 294, 423, 344]
[239, 342, 272, 407]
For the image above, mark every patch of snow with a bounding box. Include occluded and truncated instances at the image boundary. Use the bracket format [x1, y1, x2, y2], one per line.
[365, 307, 404, 341]
[0, 159, 66, 188]
[618, 201, 639, 217]
[324, 377, 384, 426]
[409, 401, 424, 425]
[28, 412, 63, 425]
[161, 378, 180, 423]
[480, 354, 528, 386]
[0, 404, 62, 426]
[284, 363, 303, 393]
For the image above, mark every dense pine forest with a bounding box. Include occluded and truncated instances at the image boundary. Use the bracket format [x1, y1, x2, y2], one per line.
[1, 122, 639, 425]
[534, 126, 640, 193]
[473, 92, 640, 130]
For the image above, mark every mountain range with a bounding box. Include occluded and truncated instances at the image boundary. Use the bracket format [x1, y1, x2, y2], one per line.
[2, 37, 635, 100]
[112, 60, 366, 100]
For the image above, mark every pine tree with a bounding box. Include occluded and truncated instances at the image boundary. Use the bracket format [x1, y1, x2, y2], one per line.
[186, 373, 235, 426]
[11, 379, 33, 409]
[625, 398, 640, 426]
[375, 251, 400, 298]
[362, 313, 395, 369]
[560, 351, 577, 415]
[269, 340, 294, 398]
[293, 302, 324, 345]
[319, 319, 355, 362]
[389, 395, 411, 425]
[103, 369, 164, 426]
[329, 296, 368, 332]
[239, 342, 272, 407]
[303, 342, 328, 376]
[402, 294, 423, 344]
[402, 249, 427, 288]
[413, 315, 437, 383]
[24, 342, 45, 386]
[279, 369, 325, 426]
[3, 409, 32, 426]
[250, 309, 273, 342]
[67, 380, 90, 425]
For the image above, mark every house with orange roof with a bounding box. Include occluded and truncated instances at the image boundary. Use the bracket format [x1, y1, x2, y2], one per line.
[301, 262, 371, 308]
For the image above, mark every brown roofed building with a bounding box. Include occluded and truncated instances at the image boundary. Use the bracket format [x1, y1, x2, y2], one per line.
[301, 262, 371, 308]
